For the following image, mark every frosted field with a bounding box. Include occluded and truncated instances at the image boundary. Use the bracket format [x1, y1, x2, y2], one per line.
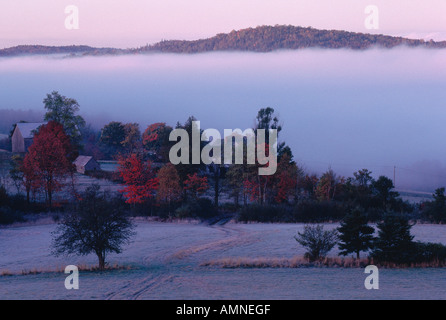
[1, 221, 446, 300]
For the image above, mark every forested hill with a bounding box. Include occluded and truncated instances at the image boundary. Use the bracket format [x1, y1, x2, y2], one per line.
[141, 25, 446, 53]
[0, 45, 124, 57]
[2, 25, 446, 57]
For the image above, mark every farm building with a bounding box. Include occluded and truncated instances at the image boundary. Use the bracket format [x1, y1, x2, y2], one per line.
[11, 122, 46, 153]
[74, 155, 101, 174]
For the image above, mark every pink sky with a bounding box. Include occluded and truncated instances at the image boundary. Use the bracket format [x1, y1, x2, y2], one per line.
[1, 0, 446, 48]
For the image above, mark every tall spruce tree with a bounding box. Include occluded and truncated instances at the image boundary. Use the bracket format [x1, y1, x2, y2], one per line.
[337, 208, 375, 259]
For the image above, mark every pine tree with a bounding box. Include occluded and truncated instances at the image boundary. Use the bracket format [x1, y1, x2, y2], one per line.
[371, 213, 415, 264]
[337, 208, 375, 259]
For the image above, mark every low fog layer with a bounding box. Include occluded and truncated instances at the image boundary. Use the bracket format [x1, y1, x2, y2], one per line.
[0, 48, 445, 191]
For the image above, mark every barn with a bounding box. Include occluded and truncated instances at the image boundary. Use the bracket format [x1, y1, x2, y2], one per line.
[74, 155, 101, 174]
[11, 122, 47, 153]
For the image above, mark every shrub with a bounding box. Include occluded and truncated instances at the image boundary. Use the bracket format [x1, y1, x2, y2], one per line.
[412, 242, 446, 264]
[0, 207, 25, 225]
[292, 200, 346, 223]
[294, 224, 338, 262]
[174, 198, 216, 219]
[237, 204, 293, 223]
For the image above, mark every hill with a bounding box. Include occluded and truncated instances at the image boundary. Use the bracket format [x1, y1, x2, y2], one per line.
[0, 45, 125, 57]
[141, 25, 446, 53]
[1, 25, 445, 57]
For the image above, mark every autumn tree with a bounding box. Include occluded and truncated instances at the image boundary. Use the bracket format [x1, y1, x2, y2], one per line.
[157, 163, 182, 214]
[52, 184, 135, 271]
[274, 153, 298, 203]
[183, 173, 209, 201]
[122, 123, 142, 154]
[142, 122, 173, 162]
[43, 91, 85, 151]
[22, 121, 75, 207]
[225, 164, 246, 207]
[243, 143, 276, 205]
[117, 153, 159, 204]
[173, 117, 207, 185]
[315, 169, 345, 201]
[299, 174, 319, 199]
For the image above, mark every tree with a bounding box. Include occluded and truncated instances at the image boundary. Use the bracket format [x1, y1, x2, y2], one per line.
[157, 163, 182, 214]
[274, 153, 298, 203]
[294, 225, 338, 262]
[315, 168, 344, 201]
[173, 116, 207, 185]
[122, 123, 141, 154]
[371, 213, 415, 264]
[299, 174, 319, 199]
[142, 122, 173, 162]
[183, 173, 209, 201]
[52, 184, 135, 270]
[43, 91, 85, 150]
[424, 187, 446, 223]
[254, 107, 282, 146]
[117, 153, 159, 204]
[225, 164, 246, 207]
[337, 208, 375, 259]
[372, 176, 399, 209]
[22, 121, 75, 207]
[9, 154, 24, 194]
[100, 121, 126, 158]
[80, 125, 104, 160]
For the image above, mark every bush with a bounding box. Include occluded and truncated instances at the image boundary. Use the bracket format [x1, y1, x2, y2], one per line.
[0, 207, 25, 225]
[174, 198, 216, 219]
[292, 200, 346, 222]
[412, 242, 446, 264]
[0, 185, 8, 206]
[237, 204, 293, 222]
[294, 224, 338, 262]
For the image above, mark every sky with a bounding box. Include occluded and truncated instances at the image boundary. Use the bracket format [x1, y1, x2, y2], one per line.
[1, 1, 446, 191]
[1, 0, 446, 48]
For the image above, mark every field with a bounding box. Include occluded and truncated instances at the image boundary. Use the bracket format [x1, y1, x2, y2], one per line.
[1, 220, 446, 300]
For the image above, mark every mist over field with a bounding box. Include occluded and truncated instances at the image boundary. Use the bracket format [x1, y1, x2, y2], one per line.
[0, 48, 445, 191]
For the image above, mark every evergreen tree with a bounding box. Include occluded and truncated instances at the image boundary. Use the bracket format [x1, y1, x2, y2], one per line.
[371, 213, 415, 264]
[337, 208, 375, 259]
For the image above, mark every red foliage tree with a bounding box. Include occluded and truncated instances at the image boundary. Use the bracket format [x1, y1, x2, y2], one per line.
[117, 153, 159, 204]
[142, 122, 173, 162]
[274, 154, 297, 203]
[21, 159, 41, 204]
[22, 121, 75, 207]
[183, 173, 209, 200]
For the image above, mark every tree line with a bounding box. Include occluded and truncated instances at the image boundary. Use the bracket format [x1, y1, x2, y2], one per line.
[1, 91, 446, 225]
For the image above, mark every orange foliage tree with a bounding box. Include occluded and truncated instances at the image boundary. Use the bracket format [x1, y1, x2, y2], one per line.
[156, 163, 182, 213]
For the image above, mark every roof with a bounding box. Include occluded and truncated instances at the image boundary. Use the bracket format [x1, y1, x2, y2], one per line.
[15, 122, 47, 139]
[74, 155, 96, 167]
